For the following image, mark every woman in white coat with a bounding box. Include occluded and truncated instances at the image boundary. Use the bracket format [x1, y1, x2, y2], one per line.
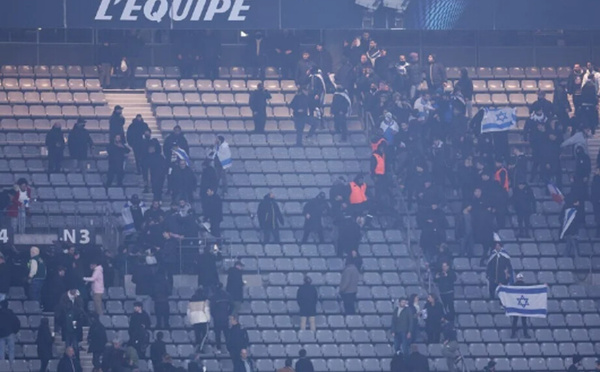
[187, 288, 210, 351]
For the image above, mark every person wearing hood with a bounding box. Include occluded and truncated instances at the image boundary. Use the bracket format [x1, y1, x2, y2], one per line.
[109, 105, 126, 143]
[126, 114, 150, 173]
[45, 122, 65, 173]
[68, 118, 94, 172]
[329, 176, 350, 223]
[187, 288, 210, 352]
[486, 241, 513, 298]
[257, 192, 284, 244]
[144, 139, 167, 199]
[106, 134, 130, 187]
[331, 86, 352, 141]
[28, 246, 47, 304]
[83, 261, 105, 315]
[301, 192, 328, 244]
[54, 288, 85, 354]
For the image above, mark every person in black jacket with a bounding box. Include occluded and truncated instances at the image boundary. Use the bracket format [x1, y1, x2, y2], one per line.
[331, 86, 352, 141]
[196, 246, 221, 291]
[249, 83, 272, 133]
[210, 283, 232, 354]
[417, 200, 448, 263]
[57, 347, 81, 372]
[163, 126, 189, 161]
[109, 105, 125, 143]
[512, 181, 536, 238]
[226, 262, 244, 316]
[296, 276, 318, 332]
[200, 160, 219, 203]
[54, 289, 85, 355]
[202, 188, 223, 237]
[0, 300, 20, 363]
[434, 262, 456, 318]
[129, 302, 151, 357]
[257, 192, 284, 244]
[152, 270, 171, 329]
[106, 134, 130, 187]
[144, 140, 167, 199]
[424, 294, 444, 344]
[0, 254, 9, 302]
[233, 349, 256, 372]
[45, 122, 65, 173]
[126, 115, 150, 174]
[170, 159, 196, 202]
[87, 313, 107, 367]
[68, 118, 94, 172]
[150, 332, 167, 370]
[290, 88, 310, 146]
[426, 54, 446, 93]
[406, 52, 422, 100]
[36, 318, 53, 372]
[486, 242, 513, 298]
[561, 195, 584, 257]
[227, 316, 249, 361]
[407, 344, 430, 372]
[337, 215, 363, 257]
[295, 348, 315, 372]
[301, 192, 328, 244]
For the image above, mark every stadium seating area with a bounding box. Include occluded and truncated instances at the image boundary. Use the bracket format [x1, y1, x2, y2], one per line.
[1, 64, 600, 372]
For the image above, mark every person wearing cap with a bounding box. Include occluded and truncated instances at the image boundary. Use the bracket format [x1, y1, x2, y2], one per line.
[54, 288, 85, 355]
[45, 122, 65, 173]
[68, 118, 94, 173]
[510, 273, 530, 338]
[486, 240, 513, 298]
[568, 355, 583, 372]
[0, 253, 9, 302]
[129, 302, 151, 357]
[27, 247, 47, 304]
[83, 261, 105, 315]
[511, 181, 536, 238]
[249, 83, 272, 134]
[301, 192, 328, 244]
[109, 105, 125, 144]
[226, 261, 245, 316]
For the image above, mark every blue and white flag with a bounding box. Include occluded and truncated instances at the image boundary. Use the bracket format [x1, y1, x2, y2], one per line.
[173, 147, 191, 166]
[481, 107, 517, 133]
[497, 284, 548, 318]
[560, 207, 577, 239]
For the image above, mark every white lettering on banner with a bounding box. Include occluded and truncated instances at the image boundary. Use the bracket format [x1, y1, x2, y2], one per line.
[94, 0, 250, 22]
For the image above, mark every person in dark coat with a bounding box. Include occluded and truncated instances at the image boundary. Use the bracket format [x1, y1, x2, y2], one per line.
[208, 283, 231, 354]
[87, 313, 107, 368]
[332, 86, 352, 141]
[106, 134, 130, 187]
[0, 300, 20, 363]
[313, 42, 333, 77]
[406, 52, 422, 99]
[417, 200, 448, 263]
[295, 348, 315, 372]
[68, 119, 94, 171]
[426, 54, 446, 93]
[200, 160, 219, 203]
[424, 294, 444, 344]
[170, 159, 196, 202]
[434, 262, 456, 317]
[591, 167, 600, 237]
[45, 122, 65, 173]
[296, 276, 318, 332]
[511, 181, 536, 238]
[574, 146, 591, 184]
[407, 344, 430, 372]
[245, 31, 268, 79]
[567, 355, 583, 372]
[227, 316, 249, 361]
[144, 140, 167, 200]
[43, 266, 66, 312]
[152, 270, 171, 329]
[390, 351, 406, 372]
[337, 215, 363, 257]
[301, 192, 328, 244]
[486, 242, 513, 298]
[150, 332, 167, 371]
[226, 262, 244, 316]
[36, 318, 53, 372]
[561, 195, 585, 257]
[129, 302, 151, 357]
[101, 339, 125, 372]
[202, 30, 221, 80]
[202, 188, 223, 237]
[163, 126, 189, 160]
[126, 115, 150, 174]
[54, 289, 85, 354]
[272, 30, 299, 79]
[290, 88, 310, 146]
[109, 105, 125, 143]
[0, 254, 10, 303]
[57, 347, 81, 372]
[197, 246, 221, 290]
[249, 83, 272, 133]
[257, 192, 284, 244]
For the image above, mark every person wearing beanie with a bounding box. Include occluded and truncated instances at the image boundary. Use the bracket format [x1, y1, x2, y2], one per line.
[27, 247, 47, 305]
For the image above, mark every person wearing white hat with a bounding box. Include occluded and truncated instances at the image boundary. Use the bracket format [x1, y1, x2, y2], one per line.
[510, 273, 530, 338]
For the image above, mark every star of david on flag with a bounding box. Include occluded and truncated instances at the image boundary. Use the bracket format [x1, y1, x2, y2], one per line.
[496, 284, 548, 318]
[480, 107, 517, 133]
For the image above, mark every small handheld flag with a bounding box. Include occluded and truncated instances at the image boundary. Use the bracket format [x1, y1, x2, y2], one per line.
[547, 183, 564, 204]
[560, 207, 577, 239]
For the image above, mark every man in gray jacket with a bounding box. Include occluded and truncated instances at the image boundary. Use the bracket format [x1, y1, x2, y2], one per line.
[339, 258, 360, 314]
[391, 298, 413, 355]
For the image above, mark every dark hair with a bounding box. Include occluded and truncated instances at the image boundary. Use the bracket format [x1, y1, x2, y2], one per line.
[303, 276, 312, 285]
[16, 178, 28, 186]
[156, 331, 164, 340]
[285, 358, 293, 367]
[299, 349, 307, 357]
[133, 302, 143, 308]
[217, 135, 225, 143]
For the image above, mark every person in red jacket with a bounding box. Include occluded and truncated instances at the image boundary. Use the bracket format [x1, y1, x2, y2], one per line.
[7, 178, 32, 234]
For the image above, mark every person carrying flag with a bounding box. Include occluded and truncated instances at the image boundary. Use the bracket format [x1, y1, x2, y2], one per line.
[560, 195, 584, 257]
[486, 237, 513, 298]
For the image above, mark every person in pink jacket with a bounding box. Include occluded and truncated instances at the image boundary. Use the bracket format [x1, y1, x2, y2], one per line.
[84, 262, 105, 315]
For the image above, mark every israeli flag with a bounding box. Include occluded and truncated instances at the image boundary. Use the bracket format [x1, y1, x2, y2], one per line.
[560, 207, 577, 239]
[481, 107, 517, 133]
[496, 284, 548, 318]
[173, 147, 191, 166]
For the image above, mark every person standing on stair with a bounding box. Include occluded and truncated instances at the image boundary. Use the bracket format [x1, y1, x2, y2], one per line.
[210, 135, 232, 195]
[128, 302, 151, 358]
[36, 318, 53, 372]
[45, 122, 65, 173]
[106, 134, 130, 188]
[301, 192, 328, 244]
[332, 86, 352, 141]
[145, 140, 167, 199]
[150, 332, 166, 371]
[109, 105, 126, 144]
[68, 118, 94, 173]
[210, 283, 232, 354]
[249, 83, 271, 134]
[290, 87, 310, 146]
[83, 261, 105, 315]
[187, 288, 211, 353]
[0, 300, 20, 364]
[226, 261, 244, 316]
[202, 188, 223, 238]
[296, 276, 318, 332]
[28, 246, 46, 305]
[257, 192, 284, 244]
[87, 313, 108, 368]
[55, 288, 85, 356]
[126, 114, 150, 174]
[339, 258, 360, 315]
[57, 346, 82, 372]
